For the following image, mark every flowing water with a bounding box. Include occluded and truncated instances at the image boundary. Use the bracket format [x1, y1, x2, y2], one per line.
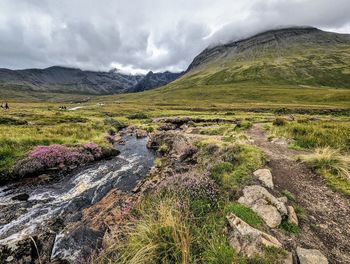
[0, 135, 155, 259]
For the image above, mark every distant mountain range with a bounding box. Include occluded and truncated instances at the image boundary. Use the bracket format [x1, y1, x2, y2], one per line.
[0, 66, 183, 96]
[1, 26, 349, 102]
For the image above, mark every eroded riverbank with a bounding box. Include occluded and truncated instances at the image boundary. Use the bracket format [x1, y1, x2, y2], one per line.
[0, 134, 155, 263]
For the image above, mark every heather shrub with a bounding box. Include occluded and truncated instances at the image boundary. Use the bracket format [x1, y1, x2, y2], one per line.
[12, 143, 103, 178]
[158, 173, 218, 206]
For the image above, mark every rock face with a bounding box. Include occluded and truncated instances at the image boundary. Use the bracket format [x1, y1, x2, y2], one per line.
[238, 185, 287, 228]
[131, 71, 183, 92]
[297, 247, 328, 264]
[253, 169, 274, 188]
[226, 213, 281, 257]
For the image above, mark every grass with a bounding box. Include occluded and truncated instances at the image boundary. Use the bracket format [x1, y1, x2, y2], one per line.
[209, 144, 264, 192]
[272, 120, 350, 152]
[224, 203, 265, 230]
[278, 220, 300, 235]
[298, 147, 350, 196]
[281, 190, 296, 202]
[96, 191, 287, 264]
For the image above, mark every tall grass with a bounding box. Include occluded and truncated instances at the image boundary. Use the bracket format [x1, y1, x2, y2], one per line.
[99, 196, 191, 264]
[273, 120, 350, 152]
[299, 147, 350, 196]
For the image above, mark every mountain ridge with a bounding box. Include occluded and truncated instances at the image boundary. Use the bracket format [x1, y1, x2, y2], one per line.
[0, 66, 182, 96]
[182, 26, 350, 88]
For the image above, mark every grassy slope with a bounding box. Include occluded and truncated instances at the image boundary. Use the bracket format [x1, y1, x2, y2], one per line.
[109, 43, 350, 109]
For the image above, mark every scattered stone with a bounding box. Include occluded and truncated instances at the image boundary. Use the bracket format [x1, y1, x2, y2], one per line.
[297, 247, 328, 264]
[253, 169, 274, 188]
[6, 256, 14, 262]
[11, 193, 29, 201]
[287, 206, 299, 226]
[227, 213, 282, 258]
[238, 185, 287, 228]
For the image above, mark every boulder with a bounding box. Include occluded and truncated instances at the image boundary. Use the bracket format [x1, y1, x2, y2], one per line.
[135, 129, 148, 138]
[287, 206, 299, 226]
[227, 213, 282, 258]
[253, 169, 274, 188]
[297, 247, 328, 264]
[238, 185, 287, 228]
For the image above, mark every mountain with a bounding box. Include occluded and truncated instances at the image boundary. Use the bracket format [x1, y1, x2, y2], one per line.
[131, 71, 183, 92]
[184, 26, 350, 87]
[0, 66, 181, 96]
[115, 27, 350, 108]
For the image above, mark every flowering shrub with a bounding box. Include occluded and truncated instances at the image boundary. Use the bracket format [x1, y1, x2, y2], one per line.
[13, 143, 103, 178]
[157, 173, 218, 205]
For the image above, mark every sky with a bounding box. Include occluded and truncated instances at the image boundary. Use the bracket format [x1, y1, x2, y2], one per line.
[1, 0, 350, 74]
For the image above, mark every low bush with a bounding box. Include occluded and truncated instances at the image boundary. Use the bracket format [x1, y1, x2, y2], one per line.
[0, 117, 27, 125]
[127, 112, 149, 120]
[273, 118, 286, 126]
[104, 118, 127, 131]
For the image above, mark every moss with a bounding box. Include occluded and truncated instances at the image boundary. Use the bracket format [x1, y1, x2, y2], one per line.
[224, 203, 265, 230]
[279, 219, 300, 235]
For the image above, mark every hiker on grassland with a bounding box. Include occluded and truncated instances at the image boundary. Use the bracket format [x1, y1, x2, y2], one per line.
[5, 102, 9, 110]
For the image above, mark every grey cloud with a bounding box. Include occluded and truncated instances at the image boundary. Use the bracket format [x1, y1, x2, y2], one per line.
[0, 0, 349, 73]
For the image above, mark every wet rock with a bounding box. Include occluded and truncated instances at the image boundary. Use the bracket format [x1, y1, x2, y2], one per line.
[12, 193, 29, 201]
[226, 213, 282, 258]
[287, 206, 299, 226]
[135, 129, 147, 138]
[297, 247, 328, 264]
[158, 123, 176, 131]
[253, 169, 274, 188]
[6, 256, 14, 262]
[238, 185, 287, 228]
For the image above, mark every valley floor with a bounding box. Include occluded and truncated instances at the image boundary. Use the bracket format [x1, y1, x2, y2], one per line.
[0, 101, 349, 263]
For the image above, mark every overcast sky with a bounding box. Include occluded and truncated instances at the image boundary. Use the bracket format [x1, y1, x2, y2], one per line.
[1, 0, 350, 74]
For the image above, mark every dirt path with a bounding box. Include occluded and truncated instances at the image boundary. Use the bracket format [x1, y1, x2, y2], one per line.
[246, 124, 350, 264]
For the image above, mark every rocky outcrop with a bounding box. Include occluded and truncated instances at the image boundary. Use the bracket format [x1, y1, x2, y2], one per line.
[297, 247, 328, 264]
[226, 213, 282, 257]
[253, 169, 274, 188]
[238, 185, 287, 228]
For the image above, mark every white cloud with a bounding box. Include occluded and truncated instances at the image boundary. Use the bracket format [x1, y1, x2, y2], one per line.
[0, 0, 349, 73]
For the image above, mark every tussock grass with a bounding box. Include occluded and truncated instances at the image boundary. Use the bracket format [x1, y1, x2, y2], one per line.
[273, 120, 350, 152]
[114, 196, 191, 264]
[298, 147, 350, 196]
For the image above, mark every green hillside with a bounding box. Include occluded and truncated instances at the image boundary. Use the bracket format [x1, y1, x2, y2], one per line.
[112, 27, 350, 109]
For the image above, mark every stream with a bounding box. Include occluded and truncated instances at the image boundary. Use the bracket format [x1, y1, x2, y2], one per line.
[0, 135, 155, 262]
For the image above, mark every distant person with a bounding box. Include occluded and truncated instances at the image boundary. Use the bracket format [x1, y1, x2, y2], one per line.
[5, 102, 9, 110]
